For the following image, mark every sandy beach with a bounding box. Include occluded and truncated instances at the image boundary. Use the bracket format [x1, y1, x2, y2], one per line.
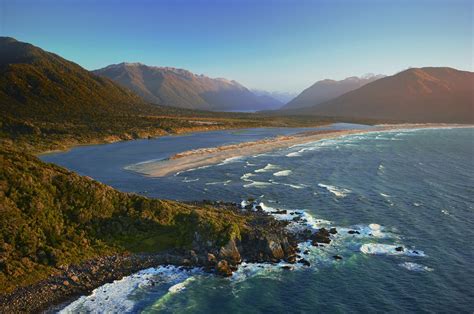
[126, 124, 471, 177]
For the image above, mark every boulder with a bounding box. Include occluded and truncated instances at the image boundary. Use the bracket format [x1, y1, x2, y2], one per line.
[299, 259, 311, 267]
[207, 253, 217, 265]
[329, 228, 337, 235]
[311, 228, 331, 245]
[216, 260, 233, 277]
[219, 239, 241, 264]
[268, 240, 285, 260]
[70, 275, 79, 283]
[286, 254, 297, 264]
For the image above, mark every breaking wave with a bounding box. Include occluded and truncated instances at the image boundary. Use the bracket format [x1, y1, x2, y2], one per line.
[318, 183, 351, 197]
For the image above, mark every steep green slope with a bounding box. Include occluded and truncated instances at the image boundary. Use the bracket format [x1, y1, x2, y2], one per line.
[0, 146, 248, 293]
[0, 37, 151, 119]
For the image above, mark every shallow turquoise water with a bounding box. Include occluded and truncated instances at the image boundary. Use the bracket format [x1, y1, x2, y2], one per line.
[44, 126, 474, 313]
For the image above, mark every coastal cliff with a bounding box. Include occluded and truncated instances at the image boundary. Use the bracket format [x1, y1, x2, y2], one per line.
[0, 146, 303, 312]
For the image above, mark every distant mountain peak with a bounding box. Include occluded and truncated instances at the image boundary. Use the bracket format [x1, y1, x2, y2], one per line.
[282, 74, 385, 110]
[94, 63, 282, 111]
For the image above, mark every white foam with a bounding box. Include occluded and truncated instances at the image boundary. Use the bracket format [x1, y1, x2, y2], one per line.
[253, 201, 331, 232]
[181, 165, 212, 173]
[368, 223, 385, 238]
[380, 193, 394, 206]
[441, 209, 450, 215]
[205, 180, 231, 186]
[231, 261, 302, 282]
[336, 224, 389, 239]
[123, 158, 165, 171]
[243, 181, 272, 188]
[360, 244, 425, 257]
[60, 266, 200, 313]
[273, 170, 292, 177]
[318, 183, 351, 197]
[399, 262, 433, 272]
[257, 202, 275, 213]
[168, 276, 196, 293]
[286, 152, 302, 157]
[272, 181, 308, 189]
[217, 156, 244, 166]
[254, 163, 279, 173]
[240, 200, 250, 208]
[182, 177, 199, 183]
[240, 173, 255, 181]
[285, 183, 307, 189]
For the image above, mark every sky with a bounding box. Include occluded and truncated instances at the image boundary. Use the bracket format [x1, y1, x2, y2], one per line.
[1, 0, 472, 93]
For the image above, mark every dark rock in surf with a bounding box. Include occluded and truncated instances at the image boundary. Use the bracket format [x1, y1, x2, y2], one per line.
[216, 260, 233, 277]
[299, 259, 311, 267]
[310, 228, 331, 245]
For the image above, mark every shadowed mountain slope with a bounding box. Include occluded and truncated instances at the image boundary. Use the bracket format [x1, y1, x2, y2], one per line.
[281, 74, 384, 110]
[295, 67, 474, 123]
[94, 63, 281, 111]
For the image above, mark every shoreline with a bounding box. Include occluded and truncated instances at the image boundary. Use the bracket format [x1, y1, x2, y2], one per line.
[127, 123, 472, 177]
[0, 201, 307, 313]
[36, 122, 334, 157]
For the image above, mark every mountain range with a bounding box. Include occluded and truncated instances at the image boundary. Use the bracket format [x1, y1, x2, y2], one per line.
[93, 63, 282, 111]
[291, 67, 474, 123]
[281, 74, 385, 110]
[0, 37, 472, 127]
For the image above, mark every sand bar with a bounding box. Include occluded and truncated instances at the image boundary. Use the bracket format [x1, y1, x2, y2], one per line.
[125, 124, 472, 177]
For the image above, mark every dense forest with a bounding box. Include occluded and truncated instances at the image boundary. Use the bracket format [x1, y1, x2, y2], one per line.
[0, 147, 252, 292]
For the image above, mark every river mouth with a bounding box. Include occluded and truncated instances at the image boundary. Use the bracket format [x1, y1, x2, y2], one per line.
[43, 126, 474, 313]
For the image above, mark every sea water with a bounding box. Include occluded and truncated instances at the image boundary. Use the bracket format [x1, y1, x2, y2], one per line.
[42, 125, 474, 313]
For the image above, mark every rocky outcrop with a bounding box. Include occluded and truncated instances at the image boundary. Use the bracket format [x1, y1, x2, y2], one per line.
[218, 239, 242, 264]
[0, 200, 328, 312]
[310, 228, 332, 245]
[186, 201, 299, 269]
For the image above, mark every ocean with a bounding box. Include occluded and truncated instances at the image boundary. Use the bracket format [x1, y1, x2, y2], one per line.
[41, 125, 474, 313]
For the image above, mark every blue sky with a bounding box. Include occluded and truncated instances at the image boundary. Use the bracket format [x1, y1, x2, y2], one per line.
[1, 0, 472, 92]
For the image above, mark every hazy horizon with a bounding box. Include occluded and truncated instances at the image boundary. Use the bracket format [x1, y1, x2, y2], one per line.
[1, 0, 472, 93]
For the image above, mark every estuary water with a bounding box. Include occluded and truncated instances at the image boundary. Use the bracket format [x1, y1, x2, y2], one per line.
[41, 124, 474, 313]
